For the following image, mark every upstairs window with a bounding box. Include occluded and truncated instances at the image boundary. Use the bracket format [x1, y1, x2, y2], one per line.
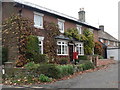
[34, 12, 44, 29]
[76, 25, 82, 34]
[58, 19, 65, 33]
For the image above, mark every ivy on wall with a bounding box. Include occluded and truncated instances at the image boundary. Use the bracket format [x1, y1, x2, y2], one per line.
[94, 41, 103, 55]
[64, 28, 94, 55]
[64, 28, 87, 41]
[2, 15, 34, 66]
[83, 29, 95, 55]
[43, 21, 60, 63]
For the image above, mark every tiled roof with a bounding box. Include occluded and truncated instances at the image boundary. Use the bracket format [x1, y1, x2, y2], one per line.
[98, 31, 118, 42]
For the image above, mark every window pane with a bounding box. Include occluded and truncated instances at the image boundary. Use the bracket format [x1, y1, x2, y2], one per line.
[65, 46, 67, 54]
[62, 45, 64, 54]
[58, 21, 64, 31]
[58, 45, 61, 54]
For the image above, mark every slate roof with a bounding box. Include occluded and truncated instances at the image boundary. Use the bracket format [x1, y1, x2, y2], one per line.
[11, 0, 99, 30]
[98, 31, 118, 42]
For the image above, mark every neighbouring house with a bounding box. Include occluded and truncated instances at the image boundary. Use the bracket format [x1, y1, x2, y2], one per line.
[98, 25, 119, 60]
[2, 0, 100, 63]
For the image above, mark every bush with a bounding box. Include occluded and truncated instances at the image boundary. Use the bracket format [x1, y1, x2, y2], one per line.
[37, 64, 61, 79]
[78, 55, 88, 60]
[25, 35, 39, 61]
[39, 74, 52, 82]
[57, 65, 74, 77]
[2, 47, 8, 65]
[24, 62, 40, 70]
[34, 54, 48, 64]
[57, 57, 69, 65]
[81, 61, 95, 70]
[98, 55, 104, 59]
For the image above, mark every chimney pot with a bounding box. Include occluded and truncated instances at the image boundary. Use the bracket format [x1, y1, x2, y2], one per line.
[99, 25, 104, 31]
[78, 8, 85, 22]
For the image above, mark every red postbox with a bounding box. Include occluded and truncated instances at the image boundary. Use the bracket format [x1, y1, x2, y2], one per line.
[73, 52, 78, 59]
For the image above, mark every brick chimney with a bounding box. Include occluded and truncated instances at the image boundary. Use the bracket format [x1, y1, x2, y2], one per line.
[99, 25, 104, 31]
[78, 8, 85, 22]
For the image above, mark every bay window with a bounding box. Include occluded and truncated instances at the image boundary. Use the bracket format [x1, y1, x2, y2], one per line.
[57, 41, 68, 55]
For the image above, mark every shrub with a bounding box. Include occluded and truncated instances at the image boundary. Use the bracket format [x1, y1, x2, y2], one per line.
[39, 74, 52, 82]
[57, 57, 69, 65]
[25, 35, 39, 61]
[77, 55, 88, 61]
[81, 61, 95, 70]
[98, 55, 104, 59]
[33, 54, 48, 64]
[57, 65, 74, 77]
[2, 47, 8, 65]
[24, 62, 40, 70]
[37, 64, 61, 79]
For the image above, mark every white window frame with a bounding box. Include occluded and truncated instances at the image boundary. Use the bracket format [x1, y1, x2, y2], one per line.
[34, 12, 44, 29]
[76, 43, 84, 55]
[76, 25, 82, 34]
[100, 39, 103, 43]
[58, 19, 65, 33]
[57, 40, 68, 55]
[37, 36, 44, 54]
[108, 40, 110, 45]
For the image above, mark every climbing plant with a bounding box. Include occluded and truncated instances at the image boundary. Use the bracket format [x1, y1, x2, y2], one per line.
[43, 21, 60, 63]
[83, 29, 95, 55]
[64, 28, 94, 55]
[2, 14, 34, 66]
[94, 41, 103, 55]
[64, 28, 87, 41]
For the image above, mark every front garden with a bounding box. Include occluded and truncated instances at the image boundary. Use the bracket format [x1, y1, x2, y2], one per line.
[2, 15, 105, 85]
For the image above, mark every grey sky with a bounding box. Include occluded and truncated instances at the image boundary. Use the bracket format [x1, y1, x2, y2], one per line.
[20, 0, 119, 39]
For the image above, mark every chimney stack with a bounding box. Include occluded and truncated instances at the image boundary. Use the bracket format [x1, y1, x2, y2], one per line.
[99, 25, 104, 31]
[78, 8, 85, 22]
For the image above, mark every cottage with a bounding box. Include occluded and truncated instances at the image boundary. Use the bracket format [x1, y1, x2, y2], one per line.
[2, 0, 100, 63]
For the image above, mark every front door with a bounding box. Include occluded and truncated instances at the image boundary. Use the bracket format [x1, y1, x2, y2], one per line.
[69, 45, 74, 62]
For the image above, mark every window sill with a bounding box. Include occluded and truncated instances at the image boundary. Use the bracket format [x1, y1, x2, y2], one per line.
[34, 25, 44, 29]
[57, 54, 68, 56]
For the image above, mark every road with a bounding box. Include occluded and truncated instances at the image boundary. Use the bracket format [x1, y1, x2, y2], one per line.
[2, 63, 119, 89]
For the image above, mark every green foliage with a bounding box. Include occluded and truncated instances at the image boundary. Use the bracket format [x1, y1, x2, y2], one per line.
[25, 35, 39, 61]
[24, 62, 40, 70]
[80, 61, 94, 70]
[78, 55, 88, 60]
[64, 28, 87, 41]
[44, 21, 60, 63]
[98, 55, 104, 59]
[83, 29, 95, 55]
[33, 54, 48, 64]
[57, 65, 74, 77]
[37, 64, 61, 79]
[2, 47, 8, 65]
[39, 74, 52, 82]
[57, 57, 69, 65]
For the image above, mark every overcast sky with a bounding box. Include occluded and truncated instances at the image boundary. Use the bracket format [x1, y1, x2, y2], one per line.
[23, 0, 119, 39]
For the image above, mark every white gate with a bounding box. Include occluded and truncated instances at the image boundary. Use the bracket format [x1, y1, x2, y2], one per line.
[107, 48, 120, 60]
